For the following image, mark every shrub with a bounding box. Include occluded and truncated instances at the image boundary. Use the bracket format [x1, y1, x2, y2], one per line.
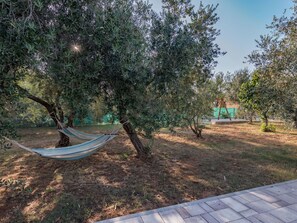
[260, 123, 276, 132]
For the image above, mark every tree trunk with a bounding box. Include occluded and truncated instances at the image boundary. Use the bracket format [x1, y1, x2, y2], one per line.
[56, 132, 70, 147]
[67, 112, 75, 127]
[188, 119, 202, 138]
[262, 113, 268, 127]
[248, 115, 253, 124]
[190, 128, 202, 138]
[18, 86, 71, 147]
[120, 116, 150, 159]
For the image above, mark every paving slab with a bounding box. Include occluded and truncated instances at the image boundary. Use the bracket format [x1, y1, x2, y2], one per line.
[210, 208, 242, 223]
[246, 200, 278, 213]
[220, 197, 249, 212]
[183, 204, 206, 216]
[159, 210, 186, 223]
[252, 213, 283, 223]
[246, 216, 262, 223]
[176, 207, 191, 219]
[199, 202, 214, 212]
[141, 213, 164, 223]
[206, 200, 229, 211]
[237, 193, 261, 203]
[239, 209, 258, 218]
[288, 203, 297, 211]
[272, 200, 290, 208]
[200, 213, 219, 223]
[250, 190, 279, 203]
[114, 217, 143, 223]
[230, 219, 251, 223]
[277, 193, 297, 204]
[96, 180, 297, 223]
[269, 207, 297, 223]
[184, 216, 207, 223]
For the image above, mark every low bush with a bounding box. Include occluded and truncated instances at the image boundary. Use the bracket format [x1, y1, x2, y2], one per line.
[260, 123, 276, 132]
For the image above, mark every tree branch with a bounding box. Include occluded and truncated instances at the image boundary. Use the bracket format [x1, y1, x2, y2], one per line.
[17, 85, 58, 125]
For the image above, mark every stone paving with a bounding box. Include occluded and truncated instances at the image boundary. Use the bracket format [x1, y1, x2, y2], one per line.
[96, 180, 297, 223]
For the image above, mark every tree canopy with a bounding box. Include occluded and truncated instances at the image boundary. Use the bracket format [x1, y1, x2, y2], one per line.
[1, 0, 222, 158]
[239, 71, 277, 127]
[248, 0, 297, 128]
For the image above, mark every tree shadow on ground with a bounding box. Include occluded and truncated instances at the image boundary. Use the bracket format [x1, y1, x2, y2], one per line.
[0, 124, 297, 222]
[1, 132, 208, 222]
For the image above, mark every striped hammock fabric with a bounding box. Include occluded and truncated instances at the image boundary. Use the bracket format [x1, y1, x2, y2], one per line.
[5, 134, 116, 160]
[59, 127, 120, 140]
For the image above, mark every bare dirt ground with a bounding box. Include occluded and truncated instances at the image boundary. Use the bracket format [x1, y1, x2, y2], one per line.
[0, 123, 297, 222]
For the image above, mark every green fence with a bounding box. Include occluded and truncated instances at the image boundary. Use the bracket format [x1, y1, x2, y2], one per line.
[213, 107, 237, 119]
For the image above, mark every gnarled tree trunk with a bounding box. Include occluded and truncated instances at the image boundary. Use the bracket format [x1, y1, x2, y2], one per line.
[188, 118, 203, 138]
[120, 116, 151, 159]
[56, 131, 70, 147]
[55, 112, 75, 147]
[19, 86, 71, 147]
[190, 127, 202, 138]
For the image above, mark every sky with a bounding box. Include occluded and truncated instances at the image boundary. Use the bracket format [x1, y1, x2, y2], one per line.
[148, 0, 294, 74]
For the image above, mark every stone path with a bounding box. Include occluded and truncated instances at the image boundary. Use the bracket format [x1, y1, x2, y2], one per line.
[96, 180, 297, 223]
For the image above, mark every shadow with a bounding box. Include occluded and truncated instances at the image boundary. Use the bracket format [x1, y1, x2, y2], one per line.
[1, 124, 297, 222]
[1, 129, 196, 222]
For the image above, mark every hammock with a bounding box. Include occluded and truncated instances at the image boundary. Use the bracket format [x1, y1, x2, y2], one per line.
[59, 127, 118, 140]
[5, 134, 117, 160]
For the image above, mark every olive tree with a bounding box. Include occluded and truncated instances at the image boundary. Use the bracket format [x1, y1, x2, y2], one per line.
[239, 71, 277, 128]
[67, 0, 223, 158]
[1, 0, 222, 159]
[1, 0, 100, 146]
[248, 1, 297, 127]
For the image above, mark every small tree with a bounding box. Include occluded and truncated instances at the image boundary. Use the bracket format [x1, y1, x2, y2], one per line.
[224, 69, 254, 122]
[239, 71, 277, 128]
[164, 77, 216, 138]
[248, 1, 297, 128]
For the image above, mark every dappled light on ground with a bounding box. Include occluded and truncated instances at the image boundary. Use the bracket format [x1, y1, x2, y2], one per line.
[0, 124, 297, 222]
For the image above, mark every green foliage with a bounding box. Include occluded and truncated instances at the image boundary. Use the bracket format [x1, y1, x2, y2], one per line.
[248, 1, 297, 128]
[14, 73, 54, 127]
[162, 76, 216, 137]
[225, 68, 250, 103]
[1, 0, 105, 133]
[147, 1, 221, 136]
[236, 106, 255, 122]
[239, 71, 277, 124]
[1, 0, 222, 146]
[73, 0, 222, 137]
[260, 123, 276, 132]
[0, 0, 45, 138]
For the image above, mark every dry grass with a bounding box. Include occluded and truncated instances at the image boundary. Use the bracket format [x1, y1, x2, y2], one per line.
[0, 123, 297, 222]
